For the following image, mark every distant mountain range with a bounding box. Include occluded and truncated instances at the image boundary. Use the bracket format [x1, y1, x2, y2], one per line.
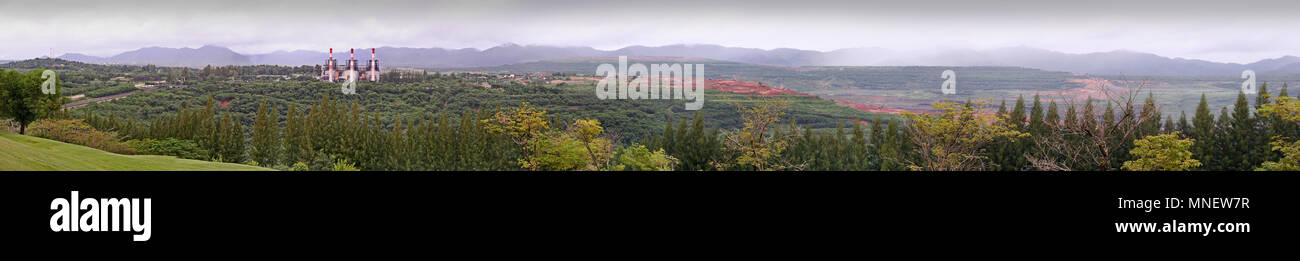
[55, 44, 1300, 76]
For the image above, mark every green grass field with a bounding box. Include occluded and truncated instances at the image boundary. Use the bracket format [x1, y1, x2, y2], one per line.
[0, 131, 272, 171]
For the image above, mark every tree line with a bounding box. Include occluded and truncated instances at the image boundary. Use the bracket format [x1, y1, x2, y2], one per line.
[72, 82, 1300, 171]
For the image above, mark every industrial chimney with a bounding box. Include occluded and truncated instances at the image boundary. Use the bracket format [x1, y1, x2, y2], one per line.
[368, 48, 380, 82]
[324, 48, 337, 82]
[348, 48, 358, 82]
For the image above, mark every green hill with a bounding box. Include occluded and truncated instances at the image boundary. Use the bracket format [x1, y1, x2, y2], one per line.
[0, 131, 271, 171]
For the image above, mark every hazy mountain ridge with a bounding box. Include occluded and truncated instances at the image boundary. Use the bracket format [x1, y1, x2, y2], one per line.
[56, 44, 1300, 75]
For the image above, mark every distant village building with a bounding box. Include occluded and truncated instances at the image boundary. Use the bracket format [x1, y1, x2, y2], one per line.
[320, 48, 380, 83]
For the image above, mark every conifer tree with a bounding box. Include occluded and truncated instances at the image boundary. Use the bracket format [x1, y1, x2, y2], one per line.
[995, 96, 1030, 170]
[1138, 93, 1161, 137]
[851, 119, 872, 170]
[1190, 94, 1215, 169]
[1208, 107, 1233, 170]
[1226, 91, 1260, 170]
[1163, 116, 1175, 134]
[881, 118, 902, 171]
[1045, 101, 1060, 128]
[1081, 99, 1097, 133]
[870, 116, 885, 156]
[1064, 103, 1078, 127]
[1010, 95, 1027, 128]
[251, 98, 279, 166]
[1028, 95, 1046, 135]
[1178, 111, 1190, 135]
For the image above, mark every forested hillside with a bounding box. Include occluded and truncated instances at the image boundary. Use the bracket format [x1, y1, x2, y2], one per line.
[3, 58, 1297, 171]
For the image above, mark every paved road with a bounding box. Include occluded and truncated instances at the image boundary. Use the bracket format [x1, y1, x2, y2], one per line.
[62, 87, 159, 109]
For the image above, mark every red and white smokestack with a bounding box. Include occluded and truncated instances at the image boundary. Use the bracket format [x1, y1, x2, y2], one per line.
[369, 48, 379, 82]
[329, 48, 333, 58]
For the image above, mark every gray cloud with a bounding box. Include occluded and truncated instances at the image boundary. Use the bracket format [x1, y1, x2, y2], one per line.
[2, 0, 1298, 63]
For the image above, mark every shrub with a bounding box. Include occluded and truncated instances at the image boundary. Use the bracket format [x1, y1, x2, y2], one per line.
[290, 162, 310, 171]
[613, 144, 679, 171]
[332, 158, 360, 171]
[1122, 132, 1201, 171]
[25, 118, 135, 154]
[125, 138, 209, 160]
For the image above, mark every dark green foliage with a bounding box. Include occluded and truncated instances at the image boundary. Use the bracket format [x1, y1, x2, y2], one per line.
[127, 138, 208, 160]
[251, 98, 280, 166]
[0, 69, 63, 134]
[990, 95, 1029, 171]
[36, 59, 1295, 171]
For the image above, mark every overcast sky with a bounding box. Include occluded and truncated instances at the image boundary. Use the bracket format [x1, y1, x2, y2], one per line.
[2, 0, 1298, 63]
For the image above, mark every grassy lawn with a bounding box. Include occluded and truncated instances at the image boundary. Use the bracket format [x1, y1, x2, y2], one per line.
[0, 131, 272, 171]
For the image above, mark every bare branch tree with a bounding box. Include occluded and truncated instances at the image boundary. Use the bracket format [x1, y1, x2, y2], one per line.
[1027, 77, 1162, 170]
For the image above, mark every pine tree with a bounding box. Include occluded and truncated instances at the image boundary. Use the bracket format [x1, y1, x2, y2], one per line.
[229, 112, 246, 163]
[1045, 101, 1060, 128]
[251, 98, 279, 166]
[1261, 83, 1291, 163]
[1211, 107, 1234, 170]
[216, 110, 245, 163]
[200, 96, 218, 159]
[661, 120, 675, 153]
[1256, 82, 1271, 110]
[1189, 94, 1215, 169]
[1010, 95, 1027, 128]
[1081, 99, 1097, 132]
[684, 111, 710, 171]
[881, 118, 902, 171]
[997, 95, 1029, 170]
[870, 116, 884, 156]
[850, 119, 873, 170]
[1177, 111, 1190, 134]
[1163, 116, 1175, 134]
[1029, 94, 1046, 135]
[1227, 91, 1260, 170]
[1064, 103, 1078, 128]
[1138, 93, 1161, 137]
[1102, 102, 1116, 129]
[1104, 101, 1133, 169]
[1276, 83, 1298, 145]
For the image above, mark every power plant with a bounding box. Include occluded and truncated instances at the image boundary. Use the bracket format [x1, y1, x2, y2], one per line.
[320, 48, 380, 82]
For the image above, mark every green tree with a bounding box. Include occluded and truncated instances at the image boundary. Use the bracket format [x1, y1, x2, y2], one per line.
[901, 99, 1028, 171]
[717, 98, 795, 171]
[571, 118, 610, 170]
[251, 98, 280, 166]
[1045, 101, 1060, 128]
[1257, 95, 1300, 170]
[1028, 95, 1046, 134]
[1122, 132, 1201, 171]
[217, 110, 245, 163]
[1138, 93, 1161, 136]
[1190, 94, 1216, 168]
[614, 144, 679, 171]
[1225, 91, 1259, 170]
[483, 101, 550, 169]
[1177, 111, 1190, 134]
[0, 69, 63, 134]
[521, 131, 599, 171]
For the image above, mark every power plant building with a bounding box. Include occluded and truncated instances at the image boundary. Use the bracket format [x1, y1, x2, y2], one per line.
[320, 48, 380, 82]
